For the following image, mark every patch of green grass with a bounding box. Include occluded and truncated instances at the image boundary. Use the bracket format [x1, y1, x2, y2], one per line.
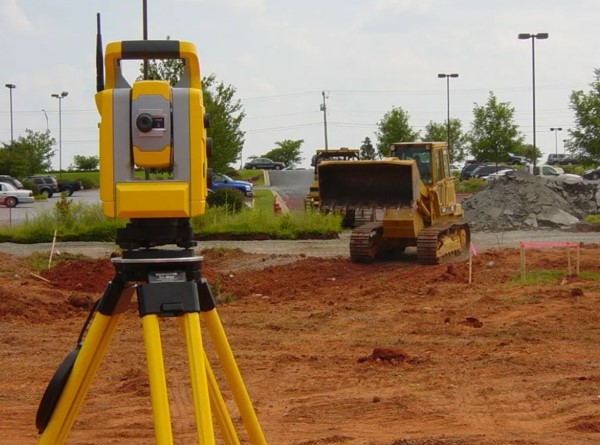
[192, 205, 341, 239]
[512, 269, 600, 285]
[584, 214, 600, 223]
[237, 169, 265, 185]
[455, 178, 487, 193]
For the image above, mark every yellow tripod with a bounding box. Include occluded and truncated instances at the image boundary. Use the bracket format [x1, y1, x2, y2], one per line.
[36, 249, 267, 445]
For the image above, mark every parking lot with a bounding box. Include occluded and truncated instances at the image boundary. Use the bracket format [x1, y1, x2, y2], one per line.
[0, 189, 100, 227]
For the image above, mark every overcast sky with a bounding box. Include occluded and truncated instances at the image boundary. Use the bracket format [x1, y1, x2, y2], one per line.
[1, 0, 599, 169]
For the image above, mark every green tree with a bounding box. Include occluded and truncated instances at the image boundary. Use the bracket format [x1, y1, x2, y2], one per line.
[423, 119, 467, 162]
[0, 130, 55, 177]
[71, 155, 99, 171]
[203, 74, 246, 172]
[263, 139, 304, 167]
[359, 136, 376, 160]
[568, 68, 600, 161]
[138, 50, 245, 172]
[375, 107, 420, 158]
[467, 92, 525, 163]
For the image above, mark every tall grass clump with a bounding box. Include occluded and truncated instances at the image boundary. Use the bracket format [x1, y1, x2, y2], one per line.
[0, 197, 125, 243]
[192, 206, 341, 239]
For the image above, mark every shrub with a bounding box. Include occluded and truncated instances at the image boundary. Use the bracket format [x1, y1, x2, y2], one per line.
[207, 188, 245, 212]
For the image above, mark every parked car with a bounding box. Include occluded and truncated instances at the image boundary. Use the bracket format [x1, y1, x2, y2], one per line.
[0, 175, 23, 189]
[23, 175, 59, 198]
[547, 153, 578, 165]
[0, 182, 34, 207]
[57, 179, 83, 196]
[486, 168, 516, 181]
[471, 164, 515, 180]
[505, 154, 528, 165]
[582, 166, 600, 180]
[459, 161, 484, 180]
[243, 158, 286, 170]
[210, 173, 253, 197]
[547, 153, 565, 164]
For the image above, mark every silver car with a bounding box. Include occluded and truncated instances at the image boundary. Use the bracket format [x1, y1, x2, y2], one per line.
[0, 182, 34, 207]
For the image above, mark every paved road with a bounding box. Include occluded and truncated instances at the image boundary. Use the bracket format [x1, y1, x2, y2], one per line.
[267, 169, 313, 211]
[0, 189, 100, 227]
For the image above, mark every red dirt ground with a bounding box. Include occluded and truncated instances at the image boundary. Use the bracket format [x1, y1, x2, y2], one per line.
[2, 245, 600, 444]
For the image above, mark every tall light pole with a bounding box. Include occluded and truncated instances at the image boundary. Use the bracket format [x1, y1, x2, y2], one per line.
[518, 32, 548, 168]
[320, 91, 329, 150]
[51, 91, 68, 177]
[5, 84, 16, 142]
[437, 73, 458, 160]
[550, 127, 562, 155]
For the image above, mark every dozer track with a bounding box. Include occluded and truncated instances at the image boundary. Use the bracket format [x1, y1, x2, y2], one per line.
[417, 221, 470, 265]
[350, 221, 383, 263]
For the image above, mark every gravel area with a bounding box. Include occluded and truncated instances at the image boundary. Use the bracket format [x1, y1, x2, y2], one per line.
[1, 229, 598, 259]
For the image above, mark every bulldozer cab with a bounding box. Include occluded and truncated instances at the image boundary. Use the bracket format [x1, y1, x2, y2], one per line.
[390, 143, 434, 184]
[390, 142, 457, 216]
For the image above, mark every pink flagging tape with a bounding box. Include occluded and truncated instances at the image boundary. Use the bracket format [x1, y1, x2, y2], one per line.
[519, 241, 579, 249]
[469, 243, 478, 256]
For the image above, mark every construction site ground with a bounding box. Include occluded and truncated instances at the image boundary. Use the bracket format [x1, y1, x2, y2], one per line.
[2, 238, 600, 444]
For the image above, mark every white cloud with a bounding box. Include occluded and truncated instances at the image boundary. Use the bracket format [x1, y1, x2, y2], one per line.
[0, 0, 33, 31]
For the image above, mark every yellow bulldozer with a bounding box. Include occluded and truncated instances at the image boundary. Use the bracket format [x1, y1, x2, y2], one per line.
[318, 142, 470, 264]
[304, 147, 360, 214]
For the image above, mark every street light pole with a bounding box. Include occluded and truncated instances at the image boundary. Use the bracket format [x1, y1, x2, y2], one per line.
[518, 32, 548, 169]
[5, 84, 16, 142]
[437, 73, 459, 160]
[550, 127, 563, 155]
[320, 91, 329, 150]
[41, 109, 49, 131]
[51, 91, 68, 177]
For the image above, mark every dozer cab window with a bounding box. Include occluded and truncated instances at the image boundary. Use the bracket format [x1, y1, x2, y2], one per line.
[391, 145, 432, 185]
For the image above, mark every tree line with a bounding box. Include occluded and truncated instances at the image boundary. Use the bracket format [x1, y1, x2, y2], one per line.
[3, 63, 600, 177]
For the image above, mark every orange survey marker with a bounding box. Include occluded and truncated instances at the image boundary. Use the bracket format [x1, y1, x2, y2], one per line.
[519, 241, 580, 279]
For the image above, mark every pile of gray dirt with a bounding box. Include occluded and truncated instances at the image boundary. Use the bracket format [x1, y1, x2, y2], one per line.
[462, 170, 600, 231]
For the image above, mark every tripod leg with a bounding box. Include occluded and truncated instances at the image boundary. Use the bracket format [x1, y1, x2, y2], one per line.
[39, 311, 125, 444]
[180, 312, 215, 444]
[202, 309, 267, 445]
[204, 352, 241, 445]
[141, 314, 174, 445]
[177, 316, 240, 445]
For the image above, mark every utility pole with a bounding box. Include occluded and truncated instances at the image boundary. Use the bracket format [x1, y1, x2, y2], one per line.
[320, 91, 329, 150]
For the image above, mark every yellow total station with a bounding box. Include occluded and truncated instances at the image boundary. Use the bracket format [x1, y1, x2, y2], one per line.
[95, 40, 208, 219]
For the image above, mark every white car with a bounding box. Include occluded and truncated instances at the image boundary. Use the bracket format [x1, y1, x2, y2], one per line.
[0, 182, 34, 207]
[486, 168, 515, 181]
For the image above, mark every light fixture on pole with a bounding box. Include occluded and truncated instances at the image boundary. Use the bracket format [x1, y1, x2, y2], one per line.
[437, 73, 459, 160]
[5, 84, 16, 142]
[518, 32, 549, 168]
[320, 91, 329, 150]
[550, 127, 563, 155]
[51, 91, 68, 177]
[41, 109, 49, 131]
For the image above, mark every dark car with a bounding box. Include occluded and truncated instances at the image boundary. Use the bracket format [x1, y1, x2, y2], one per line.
[57, 179, 83, 196]
[558, 156, 578, 165]
[470, 164, 515, 179]
[23, 175, 59, 198]
[243, 158, 286, 170]
[459, 161, 484, 180]
[0, 175, 24, 189]
[505, 154, 528, 165]
[210, 173, 253, 197]
[583, 166, 600, 180]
